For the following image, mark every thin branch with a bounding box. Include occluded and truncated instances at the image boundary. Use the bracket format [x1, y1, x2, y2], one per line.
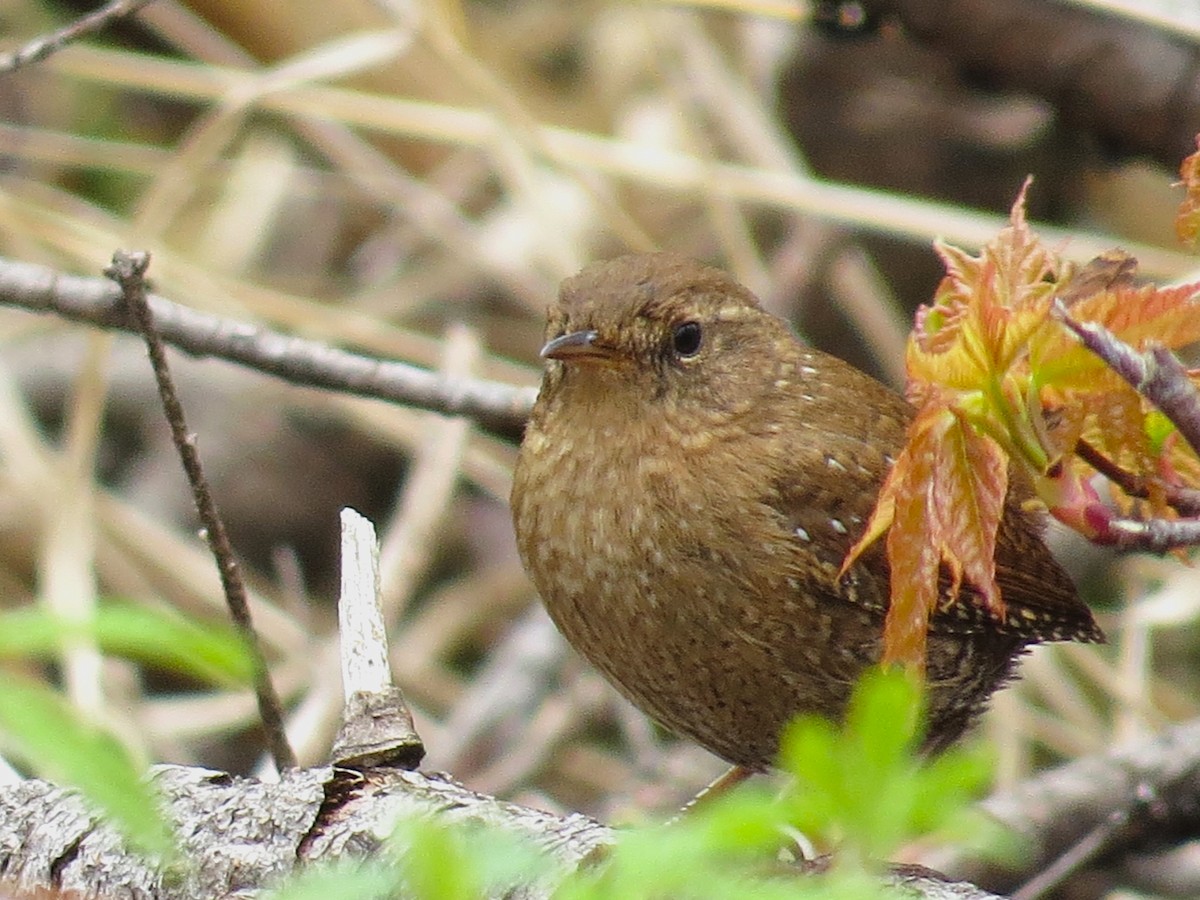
[1054, 301, 1200, 460]
[1145, 346, 1200, 462]
[1010, 796, 1144, 900]
[1105, 516, 1200, 554]
[0, 0, 158, 75]
[104, 249, 296, 773]
[1075, 439, 1200, 517]
[0, 255, 535, 442]
[928, 716, 1200, 894]
[1052, 303, 1200, 552]
[1052, 300, 1150, 387]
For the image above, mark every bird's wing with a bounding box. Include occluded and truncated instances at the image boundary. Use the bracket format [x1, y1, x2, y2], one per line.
[768, 428, 1102, 645]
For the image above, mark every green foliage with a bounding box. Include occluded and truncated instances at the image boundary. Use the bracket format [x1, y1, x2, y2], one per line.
[395, 818, 489, 900]
[553, 789, 883, 900]
[0, 602, 255, 686]
[779, 667, 1009, 869]
[262, 858, 400, 900]
[269, 669, 1008, 899]
[395, 818, 555, 900]
[0, 678, 171, 856]
[0, 601, 257, 859]
[4, 601, 1010, 895]
[265, 819, 554, 900]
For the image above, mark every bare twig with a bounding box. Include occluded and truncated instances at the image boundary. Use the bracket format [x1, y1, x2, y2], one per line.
[1076, 439, 1200, 517]
[1053, 301, 1200, 460]
[0, 0, 158, 75]
[1105, 517, 1200, 554]
[1145, 346, 1200, 462]
[0, 255, 535, 442]
[103, 249, 296, 773]
[1049, 302, 1200, 553]
[928, 716, 1200, 894]
[1010, 785, 1156, 900]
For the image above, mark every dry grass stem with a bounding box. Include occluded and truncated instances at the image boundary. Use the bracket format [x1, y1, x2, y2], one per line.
[0, 0, 1190, 843]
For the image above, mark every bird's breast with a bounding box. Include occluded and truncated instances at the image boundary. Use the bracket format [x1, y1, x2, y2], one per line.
[514, 412, 677, 612]
[512, 396, 795, 642]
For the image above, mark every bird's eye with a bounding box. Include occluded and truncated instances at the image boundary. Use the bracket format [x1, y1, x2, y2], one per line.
[671, 321, 703, 358]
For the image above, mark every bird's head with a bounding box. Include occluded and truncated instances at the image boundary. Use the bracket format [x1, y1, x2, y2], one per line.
[537, 253, 797, 420]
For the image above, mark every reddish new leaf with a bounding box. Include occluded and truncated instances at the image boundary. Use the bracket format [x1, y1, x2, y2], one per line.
[857, 163, 1200, 669]
[910, 186, 1064, 406]
[931, 414, 1007, 620]
[845, 405, 1007, 669]
[1079, 282, 1200, 350]
[1038, 386, 1159, 531]
[1176, 137, 1200, 249]
[1032, 283, 1200, 388]
[881, 436, 940, 671]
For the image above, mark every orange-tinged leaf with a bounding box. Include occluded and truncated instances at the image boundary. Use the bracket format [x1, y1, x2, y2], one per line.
[1030, 326, 1106, 394]
[913, 279, 968, 358]
[874, 173, 1200, 667]
[976, 280, 1055, 375]
[1176, 137, 1200, 249]
[1084, 387, 1199, 520]
[977, 181, 1063, 308]
[841, 481, 895, 577]
[1032, 282, 1200, 389]
[1079, 282, 1200, 349]
[879, 412, 944, 671]
[932, 415, 1007, 618]
[1082, 387, 1158, 482]
[910, 184, 1064, 402]
[846, 404, 1010, 670]
[1035, 393, 1087, 464]
[1040, 379, 1198, 530]
[907, 326, 987, 394]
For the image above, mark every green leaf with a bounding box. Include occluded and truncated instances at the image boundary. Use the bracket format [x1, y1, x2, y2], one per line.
[269, 818, 554, 900]
[0, 602, 254, 686]
[559, 813, 898, 900]
[1145, 409, 1175, 454]
[261, 857, 398, 900]
[778, 668, 997, 866]
[684, 784, 785, 855]
[0, 678, 171, 857]
[398, 819, 482, 900]
[390, 817, 556, 900]
[846, 668, 923, 773]
[779, 717, 843, 841]
[261, 670, 1004, 900]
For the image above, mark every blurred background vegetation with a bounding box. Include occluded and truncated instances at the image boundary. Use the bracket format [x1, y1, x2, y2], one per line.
[0, 0, 1198, 850]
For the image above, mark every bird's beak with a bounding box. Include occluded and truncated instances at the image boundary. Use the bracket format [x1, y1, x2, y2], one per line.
[540, 329, 616, 363]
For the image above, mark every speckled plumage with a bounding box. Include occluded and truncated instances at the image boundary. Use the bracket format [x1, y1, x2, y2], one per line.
[511, 253, 1103, 770]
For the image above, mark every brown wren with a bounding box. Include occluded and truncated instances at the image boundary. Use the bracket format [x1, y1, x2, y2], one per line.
[510, 253, 1102, 770]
